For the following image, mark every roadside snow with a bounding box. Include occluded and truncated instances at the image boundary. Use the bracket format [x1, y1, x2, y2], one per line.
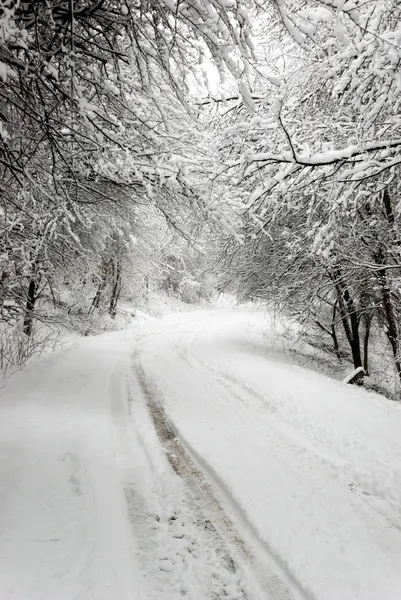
[0, 336, 140, 600]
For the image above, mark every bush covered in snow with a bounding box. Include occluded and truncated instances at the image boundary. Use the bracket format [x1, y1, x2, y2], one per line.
[178, 276, 201, 304]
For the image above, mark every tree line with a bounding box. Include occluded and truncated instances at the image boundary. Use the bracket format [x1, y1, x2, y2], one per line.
[213, 1, 401, 390]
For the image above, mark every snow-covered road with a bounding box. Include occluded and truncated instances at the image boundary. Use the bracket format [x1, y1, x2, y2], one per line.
[1, 309, 401, 599]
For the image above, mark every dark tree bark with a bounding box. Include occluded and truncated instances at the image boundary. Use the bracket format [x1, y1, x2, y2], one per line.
[0, 271, 9, 318]
[109, 259, 121, 319]
[331, 266, 362, 370]
[91, 279, 106, 312]
[90, 259, 110, 314]
[383, 187, 395, 225]
[315, 301, 341, 360]
[373, 189, 401, 380]
[363, 313, 372, 376]
[331, 301, 341, 360]
[375, 249, 401, 378]
[23, 277, 37, 336]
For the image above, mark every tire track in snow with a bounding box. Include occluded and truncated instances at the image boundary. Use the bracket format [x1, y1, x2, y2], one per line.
[188, 347, 401, 540]
[134, 360, 302, 600]
[134, 363, 248, 566]
[121, 362, 248, 600]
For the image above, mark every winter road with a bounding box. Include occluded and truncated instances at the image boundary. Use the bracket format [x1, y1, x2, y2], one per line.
[0, 309, 401, 599]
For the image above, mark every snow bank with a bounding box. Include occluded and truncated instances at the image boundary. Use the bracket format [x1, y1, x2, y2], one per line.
[0, 335, 140, 600]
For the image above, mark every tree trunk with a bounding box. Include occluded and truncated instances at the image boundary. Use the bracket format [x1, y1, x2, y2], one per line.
[363, 313, 372, 376]
[90, 259, 110, 314]
[91, 280, 106, 313]
[376, 257, 401, 378]
[331, 266, 362, 370]
[0, 271, 8, 318]
[315, 301, 341, 361]
[331, 301, 341, 360]
[23, 277, 37, 336]
[109, 260, 121, 319]
[376, 189, 401, 379]
[383, 187, 395, 225]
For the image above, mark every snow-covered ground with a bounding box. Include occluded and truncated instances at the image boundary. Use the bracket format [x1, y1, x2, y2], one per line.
[1, 308, 401, 599]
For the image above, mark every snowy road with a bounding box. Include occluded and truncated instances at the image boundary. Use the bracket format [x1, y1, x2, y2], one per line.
[1, 309, 401, 599]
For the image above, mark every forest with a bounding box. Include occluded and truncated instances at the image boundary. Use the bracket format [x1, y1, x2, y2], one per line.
[1, 0, 401, 396]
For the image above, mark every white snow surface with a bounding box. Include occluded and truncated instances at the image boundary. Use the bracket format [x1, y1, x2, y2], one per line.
[1, 308, 401, 599]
